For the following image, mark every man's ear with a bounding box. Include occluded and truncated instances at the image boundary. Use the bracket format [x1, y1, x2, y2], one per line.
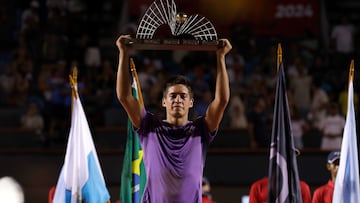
[162, 98, 166, 107]
[189, 98, 194, 108]
[326, 163, 331, 171]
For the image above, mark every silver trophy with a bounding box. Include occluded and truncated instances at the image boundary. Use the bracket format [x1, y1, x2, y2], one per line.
[125, 0, 223, 51]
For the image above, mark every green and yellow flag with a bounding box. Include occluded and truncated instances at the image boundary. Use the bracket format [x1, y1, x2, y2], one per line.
[120, 59, 146, 203]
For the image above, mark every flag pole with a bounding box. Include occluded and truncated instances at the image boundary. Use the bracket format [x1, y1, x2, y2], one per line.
[277, 43, 282, 71]
[349, 59, 354, 83]
[69, 66, 78, 113]
[69, 67, 83, 203]
[130, 58, 144, 106]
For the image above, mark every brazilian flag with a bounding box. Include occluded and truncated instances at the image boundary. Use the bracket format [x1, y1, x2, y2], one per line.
[120, 59, 146, 203]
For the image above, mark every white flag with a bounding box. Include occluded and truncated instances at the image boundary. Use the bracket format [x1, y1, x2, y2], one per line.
[53, 95, 110, 203]
[333, 79, 360, 202]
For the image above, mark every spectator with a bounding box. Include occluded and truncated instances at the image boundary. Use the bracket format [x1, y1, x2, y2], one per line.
[290, 62, 312, 119]
[20, 0, 42, 57]
[84, 37, 102, 80]
[0, 63, 16, 106]
[247, 96, 272, 148]
[95, 59, 116, 108]
[42, 32, 67, 64]
[193, 90, 213, 119]
[308, 80, 330, 129]
[330, 14, 355, 69]
[21, 101, 44, 136]
[317, 103, 345, 150]
[228, 95, 247, 129]
[43, 63, 67, 142]
[20, 0, 40, 33]
[48, 185, 55, 203]
[291, 105, 309, 149]
[202, 177, 218, 203]
[249, 177, 311, 203]
[312, 151, 340, 203]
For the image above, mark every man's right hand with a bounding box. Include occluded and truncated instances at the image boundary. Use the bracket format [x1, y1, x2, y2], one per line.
[115, 35, 132, 52]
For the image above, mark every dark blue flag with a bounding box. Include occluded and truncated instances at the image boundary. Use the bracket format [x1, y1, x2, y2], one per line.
[267, 63, 302, 203]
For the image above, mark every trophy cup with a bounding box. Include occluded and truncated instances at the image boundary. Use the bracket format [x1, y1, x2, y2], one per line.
[125, 0, 224, 51]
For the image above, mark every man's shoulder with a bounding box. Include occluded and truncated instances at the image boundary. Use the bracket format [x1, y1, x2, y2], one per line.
[299, 180, 311, 193]
[251, 177, 268, 187]
[313, 181, 332, 193]
[299, 180, 310, 186]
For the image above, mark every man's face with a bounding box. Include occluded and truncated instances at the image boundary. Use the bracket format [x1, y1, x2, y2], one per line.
[162, 84, 193, 118]
[327, 159, 340, 178]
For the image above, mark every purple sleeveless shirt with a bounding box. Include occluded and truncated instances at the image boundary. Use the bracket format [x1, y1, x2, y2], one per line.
[136, 111, 215, 203]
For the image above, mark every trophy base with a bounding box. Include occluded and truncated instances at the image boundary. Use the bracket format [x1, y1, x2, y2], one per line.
[125, 39, 224, 51]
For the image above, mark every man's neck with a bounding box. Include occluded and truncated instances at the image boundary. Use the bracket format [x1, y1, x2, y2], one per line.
[166, 116, 189, 127]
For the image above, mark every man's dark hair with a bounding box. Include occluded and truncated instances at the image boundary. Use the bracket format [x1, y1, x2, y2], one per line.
[163, 75, 193, 97]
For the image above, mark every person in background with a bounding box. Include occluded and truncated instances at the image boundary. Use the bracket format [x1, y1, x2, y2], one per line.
[202, 177, 218, 203]
[330, 14, 355, 69]
[317, 103, 345, 150]
[247, 96, 272, 148]
[307, 80, 329, 129]
[312, 151, 340, 203]
[20, 101, 44, 137]
[228, 95, 247, 129]
[48, 186, 55, 203]
[20, 0, 40, 34]
[249, 149, 311, 203]
[291, 105, 309, 149]
[249, 176, 311, 203]
[289, 62, 312, 119]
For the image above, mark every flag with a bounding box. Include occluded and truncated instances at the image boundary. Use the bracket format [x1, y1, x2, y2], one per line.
[333, 61, 360, 203]
[267, 62, 302, 203]
[120, 59, 146, 203]
[53, 69, 110, 203]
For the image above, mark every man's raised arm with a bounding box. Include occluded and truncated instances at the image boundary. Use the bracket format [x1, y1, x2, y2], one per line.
[115, 35, 143, 128]
[205, 39, 232, 132]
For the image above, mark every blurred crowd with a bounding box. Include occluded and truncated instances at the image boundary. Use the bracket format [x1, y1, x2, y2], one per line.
[0, 0, 360, 150]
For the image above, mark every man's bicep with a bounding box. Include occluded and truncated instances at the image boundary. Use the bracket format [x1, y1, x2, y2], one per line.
[204, 101, 226, 132]
[122, 96, 144, 128]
